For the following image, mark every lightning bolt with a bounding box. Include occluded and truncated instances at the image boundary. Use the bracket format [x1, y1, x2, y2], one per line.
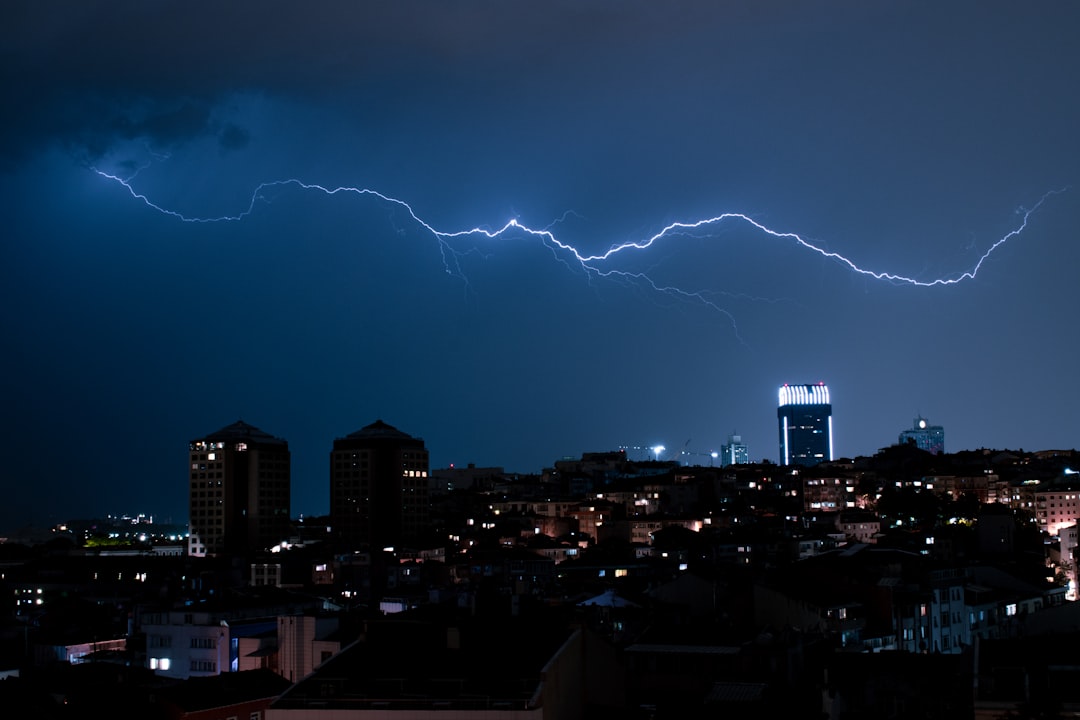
[92, 166, 1067, 333]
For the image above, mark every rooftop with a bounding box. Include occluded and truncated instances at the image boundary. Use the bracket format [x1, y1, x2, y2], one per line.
[197, 420, 287, 446]
[342, 419, 423, 443]
[273, 614, 575, 712]
[157, 668, 291, 712]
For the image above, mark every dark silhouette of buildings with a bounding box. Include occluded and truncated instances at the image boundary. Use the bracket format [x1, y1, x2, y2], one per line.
[13, 418, 1080, 717]
[188, 420, 291, 558]
[329, 419, 430, 550]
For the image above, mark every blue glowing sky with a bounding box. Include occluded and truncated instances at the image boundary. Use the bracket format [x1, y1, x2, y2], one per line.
[2, 2, 1079, 529]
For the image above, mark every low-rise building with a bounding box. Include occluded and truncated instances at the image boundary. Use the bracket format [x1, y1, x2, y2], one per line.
[268, 614, 624, 718]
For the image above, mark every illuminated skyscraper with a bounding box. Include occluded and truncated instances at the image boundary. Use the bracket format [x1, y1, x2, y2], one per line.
[720, 432, 749, 466]
[330, 419, 430, 550]
[778, 383, 833, 466]
[188, 420, 291, 558]
[899, 416, 945, 455]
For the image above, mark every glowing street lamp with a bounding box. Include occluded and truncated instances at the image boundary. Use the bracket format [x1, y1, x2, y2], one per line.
[652, 445, 665, 461]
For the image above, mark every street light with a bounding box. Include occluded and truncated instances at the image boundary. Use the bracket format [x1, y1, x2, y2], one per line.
[652, 445, 665, 461]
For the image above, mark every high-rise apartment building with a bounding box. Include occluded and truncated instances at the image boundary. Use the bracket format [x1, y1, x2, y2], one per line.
[330, 419, 430, 550]
[778, 383, 833, 466]
[720, 433, 749, 466]
[188, 420, 291, 557]
[899, 416, 945, 455]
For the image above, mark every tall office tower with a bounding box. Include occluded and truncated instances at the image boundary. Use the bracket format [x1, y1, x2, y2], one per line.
[899, 416, 945, 455]
[188, 420, 291, 558]
[330, 419, 430, 550]
[720, 433, 749, 466]
[778, 383, 833, 466]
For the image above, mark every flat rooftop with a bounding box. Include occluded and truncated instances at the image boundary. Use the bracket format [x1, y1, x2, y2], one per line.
[272, 614, 576, 712]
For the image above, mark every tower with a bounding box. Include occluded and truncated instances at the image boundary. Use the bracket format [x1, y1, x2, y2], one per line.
[720, 432, 749, 466]
[899, 416, 945, 454]
[330, 419, 430, 550]
[188, 420, 291, 557]
[778, 383, 833, 466]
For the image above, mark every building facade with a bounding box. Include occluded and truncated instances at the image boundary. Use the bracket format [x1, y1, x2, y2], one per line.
[330, 419, 430, 550]
[899, 416, 945, 455]
[1033, 487, 1080, 537]
[188, 420, 291, 558]
[803, 476, 854, 512]
[140, 603, 328, 680]
[720, 433, 749, 466]
[778, 383, 833, 466]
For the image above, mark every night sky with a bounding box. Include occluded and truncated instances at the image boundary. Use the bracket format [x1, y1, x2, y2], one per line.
[3, 2, 1079, 531]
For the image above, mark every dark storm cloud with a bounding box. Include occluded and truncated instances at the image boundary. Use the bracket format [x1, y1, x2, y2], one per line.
[0, 1, 523, 163]
[1, 1, 368, 165]
[0, 0, 788, 168]
[218, 123, 250, 153]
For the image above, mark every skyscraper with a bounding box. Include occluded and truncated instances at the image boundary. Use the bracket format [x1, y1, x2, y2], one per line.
[778, 383, 833, 466]
[330, 419, 430, 550]
[720, 432, 749, 466]
[899, 416, 945, 455]
[188, 420, 291, 558]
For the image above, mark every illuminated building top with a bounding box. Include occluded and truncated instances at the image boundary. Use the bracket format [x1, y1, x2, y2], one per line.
[778, 383, 831, 407]
[777, 383, 833, 466]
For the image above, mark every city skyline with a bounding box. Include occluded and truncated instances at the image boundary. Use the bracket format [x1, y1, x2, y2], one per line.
[3, 2, 1080, 531]
[6, 409, 1069, 533]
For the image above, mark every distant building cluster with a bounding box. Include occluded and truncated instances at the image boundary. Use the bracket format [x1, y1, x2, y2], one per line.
[8, 441, 1080, 717]
[17, 385, 1080, 718]
[188, 388, 956, 563]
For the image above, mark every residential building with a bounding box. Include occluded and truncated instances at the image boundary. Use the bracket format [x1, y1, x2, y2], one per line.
[268, 614, 624, 718]
[188, 420, 291, 558]
[803, 476, 855, 512]
[330, 419, 430, 550]
[154, 669, 292, 720]
[277, 614, 344, 684]
[139, 591, 326, 680]
[835, 511, 880, 544]
[1033, 486, 1080, 537]
[891, 568, 969, 654]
